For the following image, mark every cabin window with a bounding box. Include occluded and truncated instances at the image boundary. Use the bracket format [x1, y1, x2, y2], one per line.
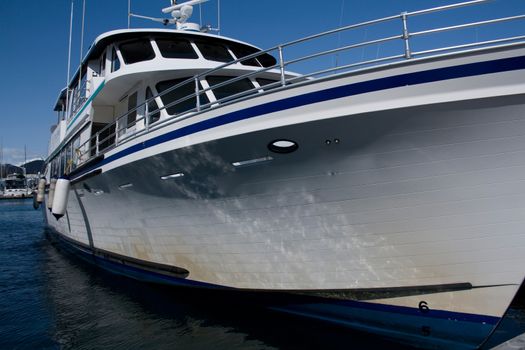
[253, 52, 277, 68]
[119, 39, 155, 64]
[111, 47, 120, 72]
[90, 123, 115, 155]
[207, 76, 255, 101]
[145, 87, 160, 124]
[156, 78, 209, 116]
[195, 41, 233, 62]
[156, 38, 198, 59]
[256, 78, 280, 91]
[229, 44, 260, 67]
[127, 92, 138, 127]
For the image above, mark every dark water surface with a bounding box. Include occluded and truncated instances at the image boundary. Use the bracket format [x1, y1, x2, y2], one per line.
[1, 200, 525, 349]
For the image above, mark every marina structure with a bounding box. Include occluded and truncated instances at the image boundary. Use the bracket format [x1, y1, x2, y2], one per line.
[42, 0, 525, 348]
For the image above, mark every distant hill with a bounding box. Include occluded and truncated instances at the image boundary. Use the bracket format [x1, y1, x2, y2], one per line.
[0, 160, 44, 177]
[23, 159, 45, 174]
[0, 164, 22, 178]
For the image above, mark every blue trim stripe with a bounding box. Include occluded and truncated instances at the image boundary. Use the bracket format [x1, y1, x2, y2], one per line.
[329, 299, 500, 325]
[72, 55, 525, 180]
[47, 81, 107, 163]
[67, 80, 106, 130]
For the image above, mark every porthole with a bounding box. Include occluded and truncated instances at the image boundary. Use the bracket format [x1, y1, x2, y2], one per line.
[268, 139, 298, 154]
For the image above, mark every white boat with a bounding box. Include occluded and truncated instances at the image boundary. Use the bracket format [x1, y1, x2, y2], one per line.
[43, 0, 525, 348]
[1, 173, 32, 199]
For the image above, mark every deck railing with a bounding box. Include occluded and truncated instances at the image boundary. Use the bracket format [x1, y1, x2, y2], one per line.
[59, 0, 525, 175]
[69, 78, 89, 117]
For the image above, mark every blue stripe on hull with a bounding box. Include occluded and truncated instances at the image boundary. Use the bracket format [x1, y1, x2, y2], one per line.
[71, 54, 525, 181]
[272, 303, 496, 349]
[47, 226, 501, 349]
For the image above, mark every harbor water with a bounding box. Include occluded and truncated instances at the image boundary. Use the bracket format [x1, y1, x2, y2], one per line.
[1, 199, 525, 349]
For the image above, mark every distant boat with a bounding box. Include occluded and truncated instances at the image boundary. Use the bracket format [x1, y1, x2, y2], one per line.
[41, 0, 525, 348]
[1, 173, 32, 199]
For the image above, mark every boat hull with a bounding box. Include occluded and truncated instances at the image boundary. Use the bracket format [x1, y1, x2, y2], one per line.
[45, 45, 525, 348]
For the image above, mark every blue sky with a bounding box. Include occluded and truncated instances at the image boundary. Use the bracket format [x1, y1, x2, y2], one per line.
[0, 0, 524, 164]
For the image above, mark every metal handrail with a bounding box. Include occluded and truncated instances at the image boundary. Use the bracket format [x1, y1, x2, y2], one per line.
[51, 0, 525, 175]
[411, 14, 525, 37]
[69, 78, 89, 117]
[406, 0, 490, 17]
[412, 35, 525, 57]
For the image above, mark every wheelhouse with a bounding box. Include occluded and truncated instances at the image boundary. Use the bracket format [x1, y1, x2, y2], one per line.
[48, 29, 280, 178]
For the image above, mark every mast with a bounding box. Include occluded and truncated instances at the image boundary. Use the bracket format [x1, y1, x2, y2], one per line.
[24, 145, 27, 176]
[78, 0, 86, 90]
[217, 0, 220, 35]
[0, 138, 3, 179]
[65, 1, 74, 121]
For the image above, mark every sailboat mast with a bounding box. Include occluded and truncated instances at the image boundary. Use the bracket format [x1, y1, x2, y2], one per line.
[0, 138, 3, 179]
[24, 145, 27, 176]
[65, 1, 74, 120]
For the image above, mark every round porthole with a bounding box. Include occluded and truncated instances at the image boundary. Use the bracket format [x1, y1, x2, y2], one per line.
[268, 139, 299, 154]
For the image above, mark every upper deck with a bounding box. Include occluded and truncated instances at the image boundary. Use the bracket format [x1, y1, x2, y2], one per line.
[53, 28, 276, 116]
[47, 0, 525, 178]
[48, 28, 279, 162]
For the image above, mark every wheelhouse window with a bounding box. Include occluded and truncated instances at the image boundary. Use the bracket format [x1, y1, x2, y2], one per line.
[194, 41, 233, 62]
[256, 78, 280, 91]
[253, 52, 276, 68]
[229, 43, 260, 67]
[145, 87, 160, 124]
[156, 38, 198, 59]
[156, 78, 209, 116]
[206, 76, 255, 101]
[111, 47, 120, 72]
[119, 39, 155, 64]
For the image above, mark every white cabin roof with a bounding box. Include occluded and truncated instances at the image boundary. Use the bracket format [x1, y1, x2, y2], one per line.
[73, 29, 265, 87]
[55, 28, 272, 110]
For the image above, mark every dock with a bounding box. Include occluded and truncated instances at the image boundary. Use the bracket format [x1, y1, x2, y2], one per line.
[491, 332, 525, 349]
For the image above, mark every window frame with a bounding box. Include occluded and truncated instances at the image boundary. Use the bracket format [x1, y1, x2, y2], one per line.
[118, 38, 156, 65]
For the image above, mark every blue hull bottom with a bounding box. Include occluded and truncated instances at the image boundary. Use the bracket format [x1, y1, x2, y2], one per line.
[45, 227, 500, 349]
[271, 302, 497, 349]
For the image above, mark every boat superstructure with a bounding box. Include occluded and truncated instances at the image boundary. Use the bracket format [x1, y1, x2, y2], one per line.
[43, 0, 525, 348]
[1, 173, 31, 199]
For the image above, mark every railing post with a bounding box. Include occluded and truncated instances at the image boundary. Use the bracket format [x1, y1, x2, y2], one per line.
[115, 118, 120, 145]
[70, 142, 75, 172]
[278, 46, 286, 86]
[95, 132, 100, 155]
[195, 77, 201, 112]
[145, 102, 149, 131]
[401, 12, 411, 59]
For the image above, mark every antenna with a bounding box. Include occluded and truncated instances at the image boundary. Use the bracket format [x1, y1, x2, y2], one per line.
[65, 0, 73, 120]
[79, 0, 86, 89]
[130, 0, 212, 30]
[199, 1, 202, 27]
[161, 0, 209, 14]
[129, 13, 176, 26]
[128, 0, 131, 28]
[217, 0, 220, 35]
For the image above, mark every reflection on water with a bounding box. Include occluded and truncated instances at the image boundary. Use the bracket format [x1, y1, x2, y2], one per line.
[38, 234, 410, 350]
[0, 200, 404, 349]
[1, 200, 524, 349]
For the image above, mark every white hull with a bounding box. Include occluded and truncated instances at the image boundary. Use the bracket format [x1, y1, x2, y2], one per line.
[45, 44, 525, 348]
